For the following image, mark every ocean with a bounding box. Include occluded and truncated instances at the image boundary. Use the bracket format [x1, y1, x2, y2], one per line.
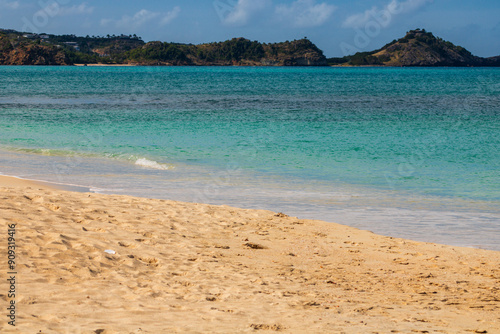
[0, 66, 499, 250]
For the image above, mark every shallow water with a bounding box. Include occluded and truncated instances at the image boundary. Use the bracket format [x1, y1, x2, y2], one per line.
[0, 66, 499, 250]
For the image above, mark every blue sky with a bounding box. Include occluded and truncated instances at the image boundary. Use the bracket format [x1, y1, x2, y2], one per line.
[1, 0, 499, 57]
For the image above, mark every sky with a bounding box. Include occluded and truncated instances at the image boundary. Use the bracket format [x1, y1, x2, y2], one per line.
[1, 0, 499, 57]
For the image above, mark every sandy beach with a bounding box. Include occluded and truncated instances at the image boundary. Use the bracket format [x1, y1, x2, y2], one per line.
[73, 64, 138, 67]
[0, 175, 499, 333]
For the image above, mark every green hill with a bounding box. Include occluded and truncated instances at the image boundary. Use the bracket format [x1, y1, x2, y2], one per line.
[1, 28, 498, 67]
[0, 30, 70, 65]
[0, 29, 326, 66]
[0, 29, 144, 65]
[328, 29, 500, 67]
[125, 38, 326, 66]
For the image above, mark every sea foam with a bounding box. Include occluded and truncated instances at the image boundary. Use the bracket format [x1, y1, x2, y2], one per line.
[134, 158, 172, 170]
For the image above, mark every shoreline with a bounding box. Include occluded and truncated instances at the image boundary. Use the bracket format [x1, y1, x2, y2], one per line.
[73, 63, 138, 67]
[1, 174, 495, 252]
[0, 174, 92, 192]
[1, 145, 499, 252]
[1, 143, 499, 252]
[1, 174, 499, 332]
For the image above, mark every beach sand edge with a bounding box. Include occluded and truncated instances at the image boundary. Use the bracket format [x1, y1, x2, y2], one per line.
[0, 176, 498, 333]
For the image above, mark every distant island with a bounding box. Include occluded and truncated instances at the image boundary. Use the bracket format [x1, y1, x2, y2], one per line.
[328, 29, 500, 67]
[0, 28, 499, 67]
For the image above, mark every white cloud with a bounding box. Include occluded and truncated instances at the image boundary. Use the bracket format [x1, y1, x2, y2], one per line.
[343, 0, 432, 28]
[102, 7, 180, 29]
[342, 7, 379, 28]
[395, 0, 432, 13]
[160, 6, 181, 26]
[118, 9, 159, 29]
[275, 0, 336, 27]
[223, 0, 269, 26]
[27, 2, 93, 25]
[57, 3, 94, 16]
[0, 0, 19, 10]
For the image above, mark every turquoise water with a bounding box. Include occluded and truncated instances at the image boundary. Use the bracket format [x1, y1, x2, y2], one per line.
[0, 66, 499, 250]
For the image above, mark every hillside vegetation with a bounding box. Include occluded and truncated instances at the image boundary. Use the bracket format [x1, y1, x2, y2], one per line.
[0, 29, 326, 66]
[1, 28, 499, 66]
[328, 29, 500, 67]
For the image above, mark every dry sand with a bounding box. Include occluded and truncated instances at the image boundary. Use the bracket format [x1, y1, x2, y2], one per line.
[0, 175, 499, 333]
[73, 64, 138, 67]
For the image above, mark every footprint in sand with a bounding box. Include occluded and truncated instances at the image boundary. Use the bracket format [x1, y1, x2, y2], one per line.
[118, 241, 138, 249]
[43, 203, 60, 211]
[137, 257, 160, 267]
[24, 194, 44, 203]
[82, 227, 107, 233]
[250, 324, 286, 331]
[24, 195, 60, 211]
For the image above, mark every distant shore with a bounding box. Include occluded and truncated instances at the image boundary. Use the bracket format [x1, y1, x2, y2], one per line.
[3, 28, 499, 67]
[74, 63, 138, 67]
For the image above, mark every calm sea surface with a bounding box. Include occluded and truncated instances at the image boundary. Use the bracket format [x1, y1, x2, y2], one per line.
[0, 66, 499, 250]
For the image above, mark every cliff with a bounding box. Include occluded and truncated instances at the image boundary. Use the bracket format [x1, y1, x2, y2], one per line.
[0, 30, 145, 65]
[0, 33, 69, 65]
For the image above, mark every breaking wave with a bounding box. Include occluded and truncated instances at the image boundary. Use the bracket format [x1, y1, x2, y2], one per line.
[134, 158, 173, 170]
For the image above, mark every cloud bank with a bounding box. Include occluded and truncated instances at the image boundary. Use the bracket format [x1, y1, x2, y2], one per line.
[222, 0, 269, 26]
[343, 0, 432, 28]
[57, 3, 94, 16]
[102, 7, 181, 29]
[275, 0, 336, 28]
[0, 0, 18, 10]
